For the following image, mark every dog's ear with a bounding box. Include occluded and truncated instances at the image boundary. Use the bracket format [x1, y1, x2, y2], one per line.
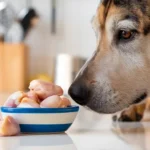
[102, 0, 111, 6]
[108, 0, 150, 15]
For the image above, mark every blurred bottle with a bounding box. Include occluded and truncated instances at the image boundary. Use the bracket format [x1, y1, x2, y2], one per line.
[54, 54, 86, 95]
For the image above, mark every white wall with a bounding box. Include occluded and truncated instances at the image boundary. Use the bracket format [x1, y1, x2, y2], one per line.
[57, 0, 99, 57]
[5, 0, 100, 76]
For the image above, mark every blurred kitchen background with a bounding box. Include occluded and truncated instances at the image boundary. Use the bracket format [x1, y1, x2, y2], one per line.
[0, 0, 112, 128]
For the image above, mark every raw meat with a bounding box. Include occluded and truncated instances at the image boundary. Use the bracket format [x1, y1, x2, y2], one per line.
[27, 91, 40, 103]
[60, 97, 71, 108]
[29, 80, 63, 100]
[40, 95, 62, 108]
[0, 116, 20, 136]
[40, 96, 71, 108]
[3, 91, 27, 107]
[17, 97, 40, 108]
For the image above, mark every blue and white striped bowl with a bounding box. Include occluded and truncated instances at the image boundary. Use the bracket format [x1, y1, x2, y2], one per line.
[1, 106, 79, 133]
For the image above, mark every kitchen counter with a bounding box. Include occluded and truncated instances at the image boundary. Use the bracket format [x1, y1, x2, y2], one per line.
[1, 115, 150, 150]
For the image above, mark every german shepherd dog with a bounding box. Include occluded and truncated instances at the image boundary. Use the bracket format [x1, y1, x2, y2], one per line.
[69, 0, 150, 122]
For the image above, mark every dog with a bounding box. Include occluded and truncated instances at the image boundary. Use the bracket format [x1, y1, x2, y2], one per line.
[69, 0, 150, 121]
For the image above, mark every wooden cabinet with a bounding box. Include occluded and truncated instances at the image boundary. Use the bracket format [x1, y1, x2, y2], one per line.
[0, 43, 28, 92]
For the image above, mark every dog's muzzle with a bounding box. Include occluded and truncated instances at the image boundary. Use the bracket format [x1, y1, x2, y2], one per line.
[68, 81, 89, 105]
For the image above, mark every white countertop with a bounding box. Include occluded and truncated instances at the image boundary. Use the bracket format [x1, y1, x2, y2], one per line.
[0, 106, 150, 150]
[0, 122, 149, 150]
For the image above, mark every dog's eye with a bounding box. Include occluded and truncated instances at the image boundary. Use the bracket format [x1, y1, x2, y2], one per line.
[118, 30, 137, 41]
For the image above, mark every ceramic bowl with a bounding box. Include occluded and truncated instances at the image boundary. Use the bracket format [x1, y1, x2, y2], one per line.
[1, 106, 79, 133]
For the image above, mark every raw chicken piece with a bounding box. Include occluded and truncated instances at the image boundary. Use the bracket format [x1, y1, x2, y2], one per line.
[17, 97, 40, 108]
[3, 91, 27, 107]
[40, 95, 62, 108]
[0, 116, 20, 136]
[27, 91, 40, 104]
[60, 97, 71, 108]
[29, 80, 63, 100]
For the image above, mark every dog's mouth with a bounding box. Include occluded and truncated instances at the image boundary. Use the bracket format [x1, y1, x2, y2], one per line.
[132, 92, 147, 104]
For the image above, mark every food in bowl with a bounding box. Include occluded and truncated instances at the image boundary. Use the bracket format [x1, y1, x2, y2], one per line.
[0, 80, 78, 136]
[3, 80, 69, 108]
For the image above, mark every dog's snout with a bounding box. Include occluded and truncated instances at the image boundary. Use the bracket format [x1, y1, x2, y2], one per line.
[68, 81, 89, 105]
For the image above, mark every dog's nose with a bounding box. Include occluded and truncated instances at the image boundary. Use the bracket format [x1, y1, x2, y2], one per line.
[68, 81, 89, 105]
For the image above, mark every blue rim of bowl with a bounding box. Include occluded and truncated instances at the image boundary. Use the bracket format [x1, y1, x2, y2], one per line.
[1, 106, 79, 113]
